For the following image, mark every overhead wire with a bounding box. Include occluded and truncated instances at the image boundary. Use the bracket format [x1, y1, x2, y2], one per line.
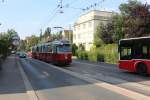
[35, 6, 60, 35]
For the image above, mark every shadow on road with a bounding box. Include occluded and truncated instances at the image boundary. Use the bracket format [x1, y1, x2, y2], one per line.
[19, 58, 92, 91]
[0, 56, 26, 94]
[66, 59, 150, 85]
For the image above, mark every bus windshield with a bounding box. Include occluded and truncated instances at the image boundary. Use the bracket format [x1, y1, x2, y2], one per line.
[120, 46, 132, 60]
[57, 44, 71, 53]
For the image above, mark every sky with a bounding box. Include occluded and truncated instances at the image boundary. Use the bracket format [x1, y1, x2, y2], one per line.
[0, 0, 149, 39]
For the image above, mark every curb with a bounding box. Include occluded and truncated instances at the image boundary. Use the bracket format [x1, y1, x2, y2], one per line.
[17, 61, 39, 100]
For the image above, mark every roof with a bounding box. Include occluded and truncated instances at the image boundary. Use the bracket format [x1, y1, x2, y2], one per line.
[120, 36, 150, 41]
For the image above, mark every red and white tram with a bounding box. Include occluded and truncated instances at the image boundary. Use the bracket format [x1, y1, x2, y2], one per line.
[31, 40, 72, 65]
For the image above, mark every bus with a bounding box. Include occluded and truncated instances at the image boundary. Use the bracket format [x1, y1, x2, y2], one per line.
[31, 40, 72, 65]
[118, 37, 150, 75]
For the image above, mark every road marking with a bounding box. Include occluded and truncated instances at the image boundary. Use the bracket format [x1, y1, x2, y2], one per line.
[17, 61, 39, 100]
[30, 58, 150, 99]
[43, 71, 49, 77]
[73, 61, 114, 69]
[50, 65, 150, 99]
[74, 61, 150, 94]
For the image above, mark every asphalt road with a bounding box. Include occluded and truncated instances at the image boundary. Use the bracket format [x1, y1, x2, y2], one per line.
[0, 56, 30, 100]
[19, 58, 132, 100]
[65, 60, 150, 96]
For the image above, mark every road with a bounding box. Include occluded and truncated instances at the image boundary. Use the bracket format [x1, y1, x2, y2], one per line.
[65, 60, 150, 96]
[19, 58, 133, 100]
[0, 55, 150, 100]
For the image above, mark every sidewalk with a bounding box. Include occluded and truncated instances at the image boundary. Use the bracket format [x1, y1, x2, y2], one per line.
[0, 55, 30, 100]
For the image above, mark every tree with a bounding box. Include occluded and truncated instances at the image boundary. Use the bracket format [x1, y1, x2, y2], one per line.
[18, 40, 27, 51]
[94, 23, 103, 47]
[72, 44, 78, 56]
[0, 29, 19, 57]
[26, 35, 39, 51]
[94, 23, 113, 45]
[78, 44, 85, 51]
[119, 0, 141, 16]
[43, 27, 51, 38]
[119, 0, 150, 38]
[112, 15, 125, 42]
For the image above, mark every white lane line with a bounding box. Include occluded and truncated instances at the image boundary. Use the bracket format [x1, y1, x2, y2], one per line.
[29, 58, 150, 99]
[74, 60, 150, 94]
[50, 65, 150, 100]
[73, 61, 115, 69]
[43, 71, 49, 77]
[34, 59, 150, 99]
[17, 61, 39, 100]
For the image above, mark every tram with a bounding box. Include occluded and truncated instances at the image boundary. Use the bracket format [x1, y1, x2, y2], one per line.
[31, 40, 72, 65]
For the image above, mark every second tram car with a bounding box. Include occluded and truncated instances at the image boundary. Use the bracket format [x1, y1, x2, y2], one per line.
[31, 40, 72, 65]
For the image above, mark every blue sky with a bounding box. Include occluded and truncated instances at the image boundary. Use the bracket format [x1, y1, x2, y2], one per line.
[0, 0, 149, 39]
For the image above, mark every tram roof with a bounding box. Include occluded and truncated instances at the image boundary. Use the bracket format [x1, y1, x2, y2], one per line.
[46, 40, 70, 45]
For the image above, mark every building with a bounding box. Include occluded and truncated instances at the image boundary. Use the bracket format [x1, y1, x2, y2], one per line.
[73, 10, 115, 51]
[62, 30, 73, 43]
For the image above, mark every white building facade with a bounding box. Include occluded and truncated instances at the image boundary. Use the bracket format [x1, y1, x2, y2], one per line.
[73, 10, 114, 51]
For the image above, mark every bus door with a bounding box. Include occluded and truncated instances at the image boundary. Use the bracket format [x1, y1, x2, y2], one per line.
[119, 46, 134, 70]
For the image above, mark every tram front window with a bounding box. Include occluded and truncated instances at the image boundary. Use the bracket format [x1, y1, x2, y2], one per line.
[57, 45, 71, 53]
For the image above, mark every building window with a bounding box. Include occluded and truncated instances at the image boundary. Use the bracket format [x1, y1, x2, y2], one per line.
[78, 34, 80, 39]
[74, 34, 76, 40]
[74, 27, 76, 31]
[88, 21, 92, 27]
[83, 23, 86, 29]
[78, 25, 80, 30]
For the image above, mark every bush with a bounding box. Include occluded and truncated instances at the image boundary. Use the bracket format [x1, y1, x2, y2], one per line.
[77, 50, 88, 60]
[98, 44, 118, 64]
[72, 44, 78, 56]
[97, 53, 104, 62]
[76, 44, 118, 64]
[88, 47, 104, 62]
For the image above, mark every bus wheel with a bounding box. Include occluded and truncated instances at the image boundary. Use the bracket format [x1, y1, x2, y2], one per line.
[136, 63, 147, 75]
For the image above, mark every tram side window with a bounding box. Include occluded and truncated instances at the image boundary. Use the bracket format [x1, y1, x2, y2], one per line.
[48, 46, 52, 53]
[120, 47, 132, 60]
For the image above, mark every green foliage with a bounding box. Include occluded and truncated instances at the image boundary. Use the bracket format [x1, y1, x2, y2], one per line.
[94, 23, 103, 47]
[119, 0, 150, 38]
[95, 0, 150, 44]
[77, 50, 88, 60]
[88, 46, 104, 62]
[26, 35, 39, 51]
[94, 22, 114, 45]
[72, 44, 78, 56]
[43, 27, 51, 38]
[0, 29, 18, 58]
[98, 44, 118, 64]
[112, 15, 125, 42]
[78, 44, 85, 51]
[18, 40, 27, 51]
[119, 0, 141, 16]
